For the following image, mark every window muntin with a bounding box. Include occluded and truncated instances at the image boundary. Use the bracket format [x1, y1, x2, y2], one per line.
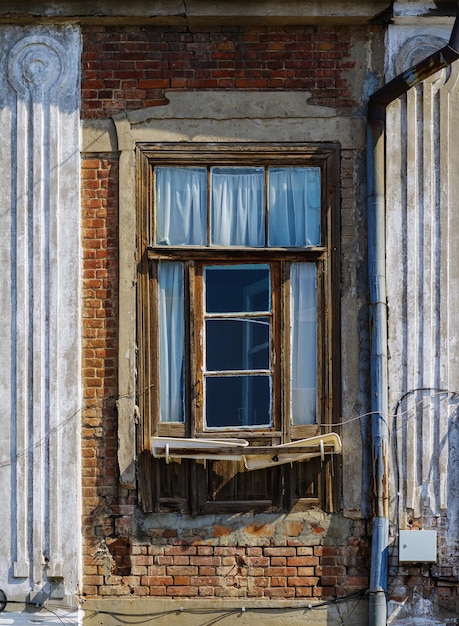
[204, 264, 273, 429]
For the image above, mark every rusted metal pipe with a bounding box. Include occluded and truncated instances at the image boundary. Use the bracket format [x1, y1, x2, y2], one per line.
[367, 8, 459, 626]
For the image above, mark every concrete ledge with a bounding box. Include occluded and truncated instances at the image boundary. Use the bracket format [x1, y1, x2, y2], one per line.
[0, 0, 391, 24]
[82, 597, 368, 626]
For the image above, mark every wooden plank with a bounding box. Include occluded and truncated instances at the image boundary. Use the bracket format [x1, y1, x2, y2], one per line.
[148, 247, 326, 262]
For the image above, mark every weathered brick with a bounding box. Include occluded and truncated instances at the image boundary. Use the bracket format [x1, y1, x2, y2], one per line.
[287, 556, 319, 567]
[166, 586, 199, 597]
[287, 576, 319, 587]
[166, 566, 198, 576]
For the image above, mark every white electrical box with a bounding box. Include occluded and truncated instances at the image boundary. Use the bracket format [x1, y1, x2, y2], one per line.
[399, 530, 437, 563]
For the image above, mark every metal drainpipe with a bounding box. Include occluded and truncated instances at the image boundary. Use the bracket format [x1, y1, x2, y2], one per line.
[367, 10, 459, 626]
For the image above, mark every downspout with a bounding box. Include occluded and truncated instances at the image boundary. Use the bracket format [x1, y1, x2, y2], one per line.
[367, 10, 459, 626]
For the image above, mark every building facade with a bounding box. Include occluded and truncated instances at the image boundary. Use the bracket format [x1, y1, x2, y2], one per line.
[0, 1, 458, 624]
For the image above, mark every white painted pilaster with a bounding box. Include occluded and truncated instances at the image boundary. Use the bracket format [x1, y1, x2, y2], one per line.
[0, 26, 81, 604]
[386, 25, 459, 522]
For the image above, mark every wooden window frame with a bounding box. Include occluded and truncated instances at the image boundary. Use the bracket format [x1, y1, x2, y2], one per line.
[136, 143, 340, 514]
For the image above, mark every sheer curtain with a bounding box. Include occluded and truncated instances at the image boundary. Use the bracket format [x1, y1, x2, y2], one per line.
[211, 167, 264, 246]
[155, 167, 207, 245]
[156, 166, 320, 247]
[268, 167, 320, 246]
[159, 262, 185, 422]
[291, 263, 317, 424]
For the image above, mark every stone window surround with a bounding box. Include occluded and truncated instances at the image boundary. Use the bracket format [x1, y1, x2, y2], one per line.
[80, 90, 366, 495]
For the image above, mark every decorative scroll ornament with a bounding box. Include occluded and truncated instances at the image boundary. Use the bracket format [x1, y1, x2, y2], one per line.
[7, 35, 69, 97]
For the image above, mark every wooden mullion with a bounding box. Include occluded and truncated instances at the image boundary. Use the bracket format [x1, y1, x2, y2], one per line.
[264, 167, 269, 246]
[136, 149, 150, 450]
[148, 246, 327, 262]
[207, 167, 211, 245]
[149, 262, 159, 436]
[271, 262, 282, 436]
[149, 160, 157, 247]
[190, 262, 202, 435]
[136, 149, 156, 512]
[281, 261, 291, 446]
[193, 461, 207, 516]
[326, 148, 341, 511]
[317, 259, 327, 429]
[185, 262, 193, 437]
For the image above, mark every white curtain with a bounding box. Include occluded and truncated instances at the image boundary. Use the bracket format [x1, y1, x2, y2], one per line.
[291, 263, 317, 424]
[159, 262, 185, 422]
[268, 168, 320, 246]
[155, 166, 320, 247]
[211, 167, 264, 246]
[155, 167, 207, 245]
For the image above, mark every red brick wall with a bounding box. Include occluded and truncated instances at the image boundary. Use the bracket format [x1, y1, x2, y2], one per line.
[82, 520, 370, 599]
[80, 23, 373, 606]
[102, 536, 370, 599]
[81, 25, 366, 118]
[80, 150, 371, 602]
[81, 154, 137, 595]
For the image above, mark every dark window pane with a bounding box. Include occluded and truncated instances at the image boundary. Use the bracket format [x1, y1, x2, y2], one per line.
[205, 265, 270, 313]
[206, 318, 270, 370]
[205, 376, 272, 428]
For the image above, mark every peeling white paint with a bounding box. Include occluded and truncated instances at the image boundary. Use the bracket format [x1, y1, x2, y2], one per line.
[393, 2, 437, 17]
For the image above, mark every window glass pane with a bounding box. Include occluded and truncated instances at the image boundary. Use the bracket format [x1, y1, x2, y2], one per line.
[268, 167, 320, 246]
[205, 265, 270, 313]
[291, 263, 317, 424]
[206, 318, 270, 371]
[158, 262, 185, 422]
[155, 167, 207, 245]
[211, 167, 264, 246]
[205, 376, 272, 428]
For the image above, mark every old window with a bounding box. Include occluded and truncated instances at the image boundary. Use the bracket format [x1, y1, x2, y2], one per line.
[136, 144, 339, 514]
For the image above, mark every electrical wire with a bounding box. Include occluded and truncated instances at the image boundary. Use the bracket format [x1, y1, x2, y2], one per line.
[390, 387, 458, 531]
[0, 371, 456, 472]
[49, 590, 367, 619]
[0, 390, 136, 471]
[2, 385, 456, 473]
[320, 387, 459, 429]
